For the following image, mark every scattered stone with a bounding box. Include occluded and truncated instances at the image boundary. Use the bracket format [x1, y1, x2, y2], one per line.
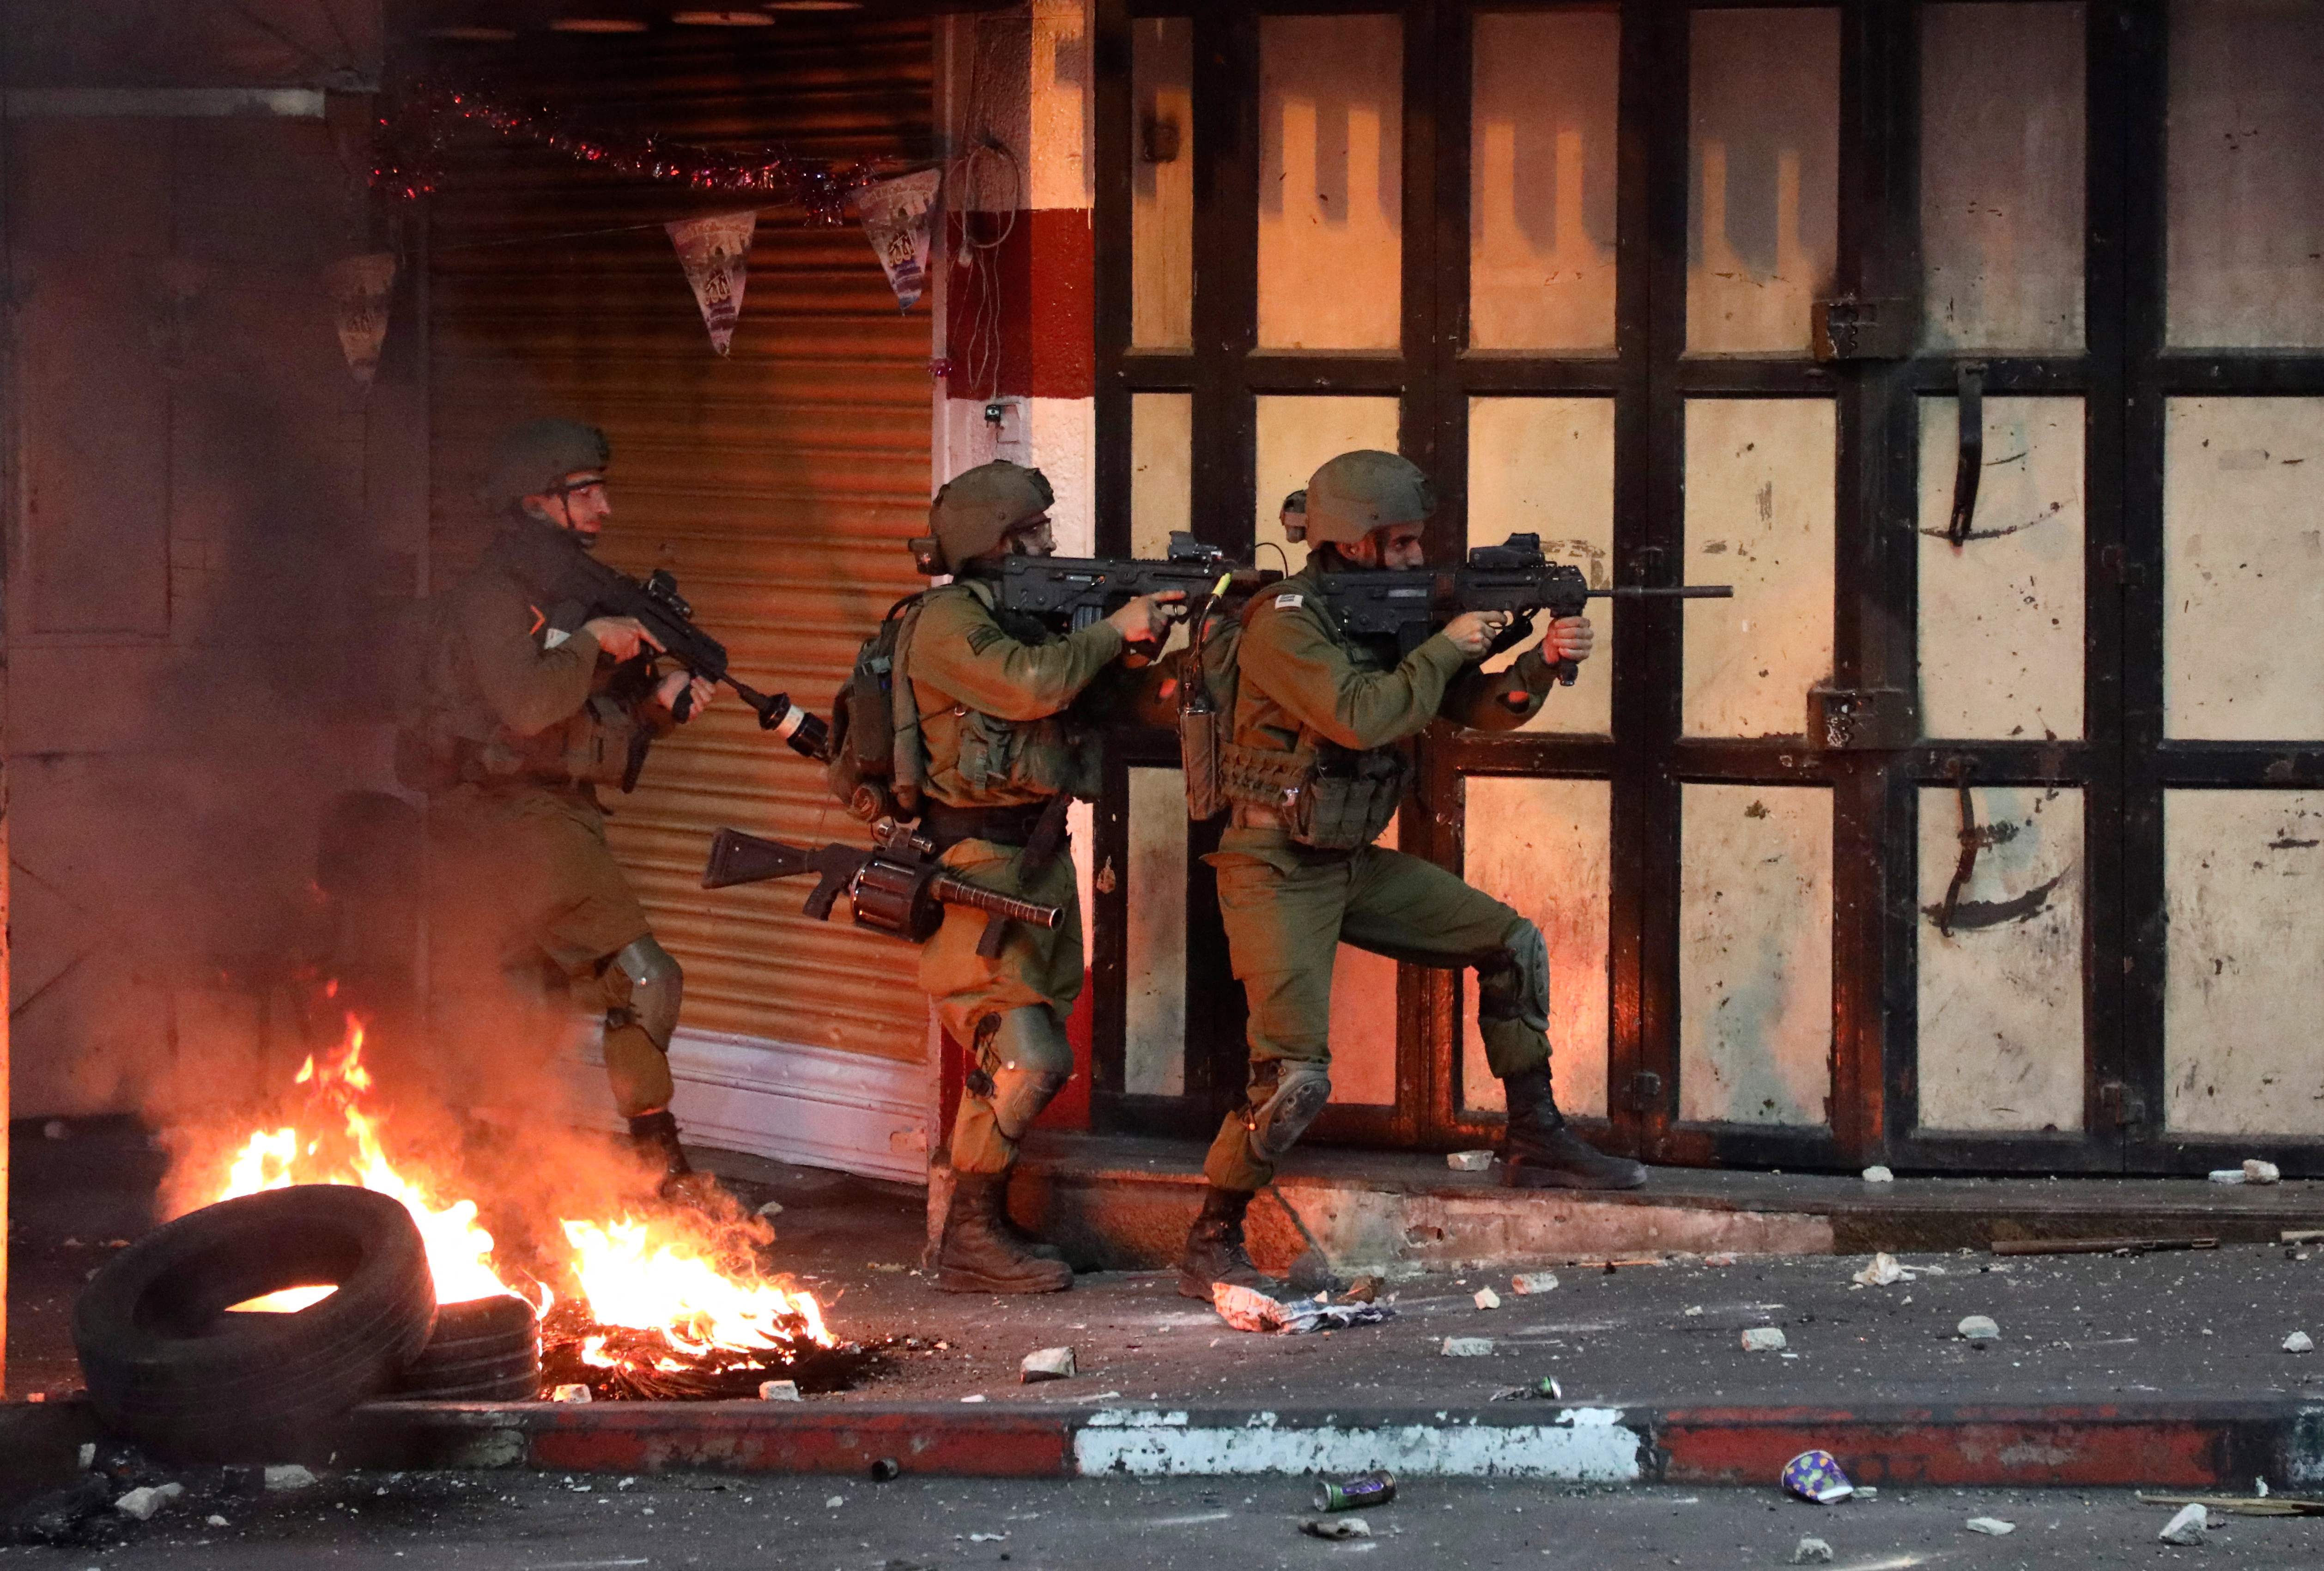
[754, 1200, 785, 1219]
[77, 1444, 95, 1471]
[263, 1466, 317, 1492]
[42, 1120, 68, 1140]
[1964, 1517, 2015, 1536]
[2245, 1159, 2282, 1186]
[113, 1486, 178, 1522]
[1473, 1287, 1501, 1310]
[1792, 1538, 1834, 1565]
[205, 1516, 229, 1528]
[1861, 1165, 1893, 1183]
[549, 1384, 593, 1404]
[1511, 1272, 1559, 1295]
[2286, 1333, 2315, 1355]
[1854, 1486, 1878, 1502]
[1957, 1316, 2000, 1344]
[1446, 1150, 1495, 1173]
[1852, 1253, 1907, 1287]
[1344, 1276, 1380, 1304]
[2209, 1169, 2247, 1185]
[1301, 1517, 1372, 1540]
[959, 1394, 987, 1403]
[1441, 1337, 1496, 1357]
[1020, 1347, 1077, 1383]
[1741, 1327, 1788, 1353]
[1705, 1253, 1738, 1268]
[2158, 1503, 2209, 1546]
[758, 1379, 802, 1400]
[824, 1495, 844, 1510]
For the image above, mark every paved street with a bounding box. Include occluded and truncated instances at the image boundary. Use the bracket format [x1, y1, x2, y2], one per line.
[12, 1470, 2322, 1571]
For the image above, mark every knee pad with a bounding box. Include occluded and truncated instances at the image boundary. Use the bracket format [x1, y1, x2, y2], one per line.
[608, 934, 683, 1052]
[987, 1065, 1069, 1143]
[983, 1005, 1076, 1078]
[1477, 919, 1549, 1033]
[1244, 1060, 1332, 1163]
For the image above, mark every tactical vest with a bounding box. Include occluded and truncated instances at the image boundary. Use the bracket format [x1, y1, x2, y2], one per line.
[906, 581, 1104, 809]
[1217, 575, 1413, 851]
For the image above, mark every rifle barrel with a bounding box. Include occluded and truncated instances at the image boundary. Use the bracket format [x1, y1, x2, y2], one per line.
[928, 873, 1064, 929]
[1587, 585, 1735, 599]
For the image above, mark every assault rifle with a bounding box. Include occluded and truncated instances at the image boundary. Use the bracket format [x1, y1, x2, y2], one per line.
[1317, 533, 1734, 686]
[507, 522, 830, 759]
[701, 818, 1062, 956]
[968, 531, 1273, 636]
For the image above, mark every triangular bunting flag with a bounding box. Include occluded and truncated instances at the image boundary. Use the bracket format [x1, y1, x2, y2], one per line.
[665, 210, 758, 356]
[856, 170, 942, 312]
[322, 253, 398, 387]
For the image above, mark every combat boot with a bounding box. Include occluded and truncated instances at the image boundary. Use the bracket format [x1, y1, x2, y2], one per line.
[1500, 1067, 1646, 1190]
[629, 1110, 722, 1206]
[936, 1171, 1073, 1294]
[1176, 1186, 1286, 1301]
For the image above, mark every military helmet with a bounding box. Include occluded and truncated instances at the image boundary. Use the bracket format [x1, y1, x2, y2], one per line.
[1302, 450, 1435, 546]
[913, 461, 1055, 573]
[479, 418, 611, 513]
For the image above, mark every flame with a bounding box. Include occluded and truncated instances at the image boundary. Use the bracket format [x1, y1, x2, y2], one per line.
[204, 1007, 832, 1372]
[215, 1019, 512, 1309]
[561, 1217, 831, 1353]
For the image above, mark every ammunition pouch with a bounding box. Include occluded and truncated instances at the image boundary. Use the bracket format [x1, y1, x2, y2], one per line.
[1222, 741, 1408, 852]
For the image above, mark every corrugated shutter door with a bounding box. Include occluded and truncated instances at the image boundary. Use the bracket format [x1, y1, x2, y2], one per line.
[427, 20, 933, 1063]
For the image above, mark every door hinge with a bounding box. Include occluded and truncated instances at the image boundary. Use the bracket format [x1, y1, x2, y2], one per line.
[1812, 295, 1915, 361]
[2096, 1079, 2147, 1130]
[1627, 1070, 1664, 1113]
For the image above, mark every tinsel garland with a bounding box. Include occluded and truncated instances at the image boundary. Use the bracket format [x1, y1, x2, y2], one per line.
[372, 83, 877, 223]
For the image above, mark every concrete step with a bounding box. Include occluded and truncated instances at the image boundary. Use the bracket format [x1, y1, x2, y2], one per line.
[999, 1133, 2324, 1277]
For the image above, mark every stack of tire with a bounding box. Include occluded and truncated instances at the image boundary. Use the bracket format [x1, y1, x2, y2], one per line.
[73, 1184, 540, 1462]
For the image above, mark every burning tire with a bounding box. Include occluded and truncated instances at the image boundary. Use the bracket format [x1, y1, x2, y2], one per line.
[396, 1292, 540, 1401]
[73, 1184, 437, 1461]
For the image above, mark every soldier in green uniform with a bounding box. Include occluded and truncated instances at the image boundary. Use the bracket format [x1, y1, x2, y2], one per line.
[1177, 449, 1646, 1300]
[903, 461, 1183, 1293]
[405, 419, 717, 1199]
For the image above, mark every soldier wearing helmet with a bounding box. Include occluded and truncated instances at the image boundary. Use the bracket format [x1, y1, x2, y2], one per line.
[1175, 449, 1646, 1302]
[401, 418, 717, 1201]
[901, 461, 1185, 1292]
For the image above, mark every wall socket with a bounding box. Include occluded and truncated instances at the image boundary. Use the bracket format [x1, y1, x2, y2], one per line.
[983, 396, 1028, 462]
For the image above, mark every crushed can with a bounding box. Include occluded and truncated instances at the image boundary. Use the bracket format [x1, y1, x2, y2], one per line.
[1314, 1471, 1396, 1512]
[1780, 1450, 1854, 1504]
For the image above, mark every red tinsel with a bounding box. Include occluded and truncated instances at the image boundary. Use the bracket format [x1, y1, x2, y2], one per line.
[372, 83, 875, 223]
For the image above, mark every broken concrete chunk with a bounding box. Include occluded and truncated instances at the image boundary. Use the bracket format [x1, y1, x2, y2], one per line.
[1852, 1253, 1907, 1287]
[1441, 1337, 1496, 1357]
[549, 1383, 593, 1403]
[1511, 1272, 1559, 1295]
[2285, 1332, 2315, 1354]
[758, 1379, 803, 1400]
[1020, 1347, 1077, 1383]
[1963, 1516, 2015, 1536]
[1860, 1165, 1894, 1183]
[1302, 1517, 1373, 1540]
[1446, 1149, 1496, 1172]
[263, 1465, 318, 1492]
[2245, 1159, 2282, 1185]
[1741, 1327, 1788, 1353]
[77, 1443, 95, 1471]
[1792, 1538, 1834, 1565]
[2210, 1169, 2247, 1185]
[1473, 1287, 1501, 1310]
[2157, 1503, 2209, 1545]
[1957, 1316, 2000, 1343]
[114, 1487, 173, 1522]
[205, 1515, 230, 1528]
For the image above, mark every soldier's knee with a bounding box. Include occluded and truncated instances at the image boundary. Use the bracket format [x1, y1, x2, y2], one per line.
[970, 1007, 1073, 1142]
[1477, 918, 1549, 1028]
[609, 934, 683, 1050]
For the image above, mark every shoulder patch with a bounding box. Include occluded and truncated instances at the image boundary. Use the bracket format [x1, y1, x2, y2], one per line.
[1273, 593, 1305, 609]
[964, 623, 1010, 655]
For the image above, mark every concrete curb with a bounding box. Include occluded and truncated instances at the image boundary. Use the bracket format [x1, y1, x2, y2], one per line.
[348, 1396, 2324, 1490]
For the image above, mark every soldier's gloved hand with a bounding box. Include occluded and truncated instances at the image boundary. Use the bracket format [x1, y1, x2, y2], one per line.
[655, 669, 716, 719]
[1543, 615, 1594, 666]
[1443, 609, 1513, 660]
[583, 615, 661, 663]
[1106, 590, 1188, 646]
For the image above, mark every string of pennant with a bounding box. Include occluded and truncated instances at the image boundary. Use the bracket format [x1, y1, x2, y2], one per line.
[318, 85, 949, 380]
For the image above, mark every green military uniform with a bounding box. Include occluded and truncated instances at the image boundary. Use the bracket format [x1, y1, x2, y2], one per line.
[1176, 449, 1643, 1303]
[905, 577, 1131, 1176]
[417, 535, 677, 1120]
[1200, 565, 1559, 1193]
